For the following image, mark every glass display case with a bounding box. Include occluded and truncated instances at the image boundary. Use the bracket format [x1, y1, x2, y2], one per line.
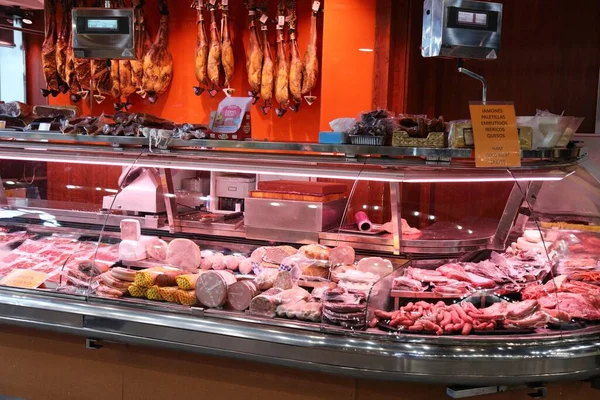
[0, 130, 598, 386]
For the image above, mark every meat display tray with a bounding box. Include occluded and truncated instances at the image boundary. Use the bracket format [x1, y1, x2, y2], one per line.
[390, 289, 465, 299]
[377, 321, 535, 336]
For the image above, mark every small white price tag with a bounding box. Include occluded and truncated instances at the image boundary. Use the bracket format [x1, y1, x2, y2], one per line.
[38, 122, 51, 131]
[312, 1, 321, 11]
[278, 15, 285, 25]
[221, 0, 228, 5]
[260, 14, 268, 24]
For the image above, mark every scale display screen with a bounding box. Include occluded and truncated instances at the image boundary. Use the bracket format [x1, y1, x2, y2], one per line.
[86, 19, 119, 31]
[457, 11, 488, 26]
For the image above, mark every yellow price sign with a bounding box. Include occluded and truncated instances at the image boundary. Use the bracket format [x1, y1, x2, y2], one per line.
[0, 269, 48, 289]
[469, 103, 521, 168]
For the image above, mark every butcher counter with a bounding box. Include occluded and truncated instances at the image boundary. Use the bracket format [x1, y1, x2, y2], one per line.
[0, 130, 599, 399]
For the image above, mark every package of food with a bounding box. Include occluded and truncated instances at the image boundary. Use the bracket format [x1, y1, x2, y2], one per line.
[166, 239, 201, 272]
[128, 284, 148, 298]
[177, 290, 198, 306]
[348, 109, 394, 145]
[227, 280, 259, 311]
[145, 285, 162, 301]
[280, 254, 329, 281]
[158, 286, 179, 303]
[134, 270, 160, 288]
[146, 238, 168, 261]
[195, 270, 237, 308]
[248, 287, 284, 317]
[155, 270, 184, 287]
[555, 117, 584, 147]
[176, 274, 200, 290]
[449, 120, 474, 148]
[208, 97, 253, 140]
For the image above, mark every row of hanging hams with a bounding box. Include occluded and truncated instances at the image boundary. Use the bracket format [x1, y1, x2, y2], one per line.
[193, 0, 321, 117]
[193, 0, 236, 97]
[41, 0, 173, 110]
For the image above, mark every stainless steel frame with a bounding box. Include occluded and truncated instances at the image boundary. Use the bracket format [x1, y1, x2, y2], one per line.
[0, 286, 598, 385]
[0, 130, 584, 164]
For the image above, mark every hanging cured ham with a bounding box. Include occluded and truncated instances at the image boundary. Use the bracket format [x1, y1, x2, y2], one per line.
[301, 0, 320, 101]
[90, 0, 112, 103]
[286, 0, 302, 112]
[258, 0, 273, 114]
[274, 0, 289, 117]
[64, 0, 83, 102]
[206, 1, 222, 96]
[41, 0, 60, 97]
[192, 0, 209, 96]
[246, 0, 263, 101]
[71, 1, 92, 98]
[142, 0, 174, 104]
[111, 0, 135, 110]
[55, 0, 71, 94]
[91, 58, 113, 104]
[221, 0, 234, 94]
[130, 0, 151, 98]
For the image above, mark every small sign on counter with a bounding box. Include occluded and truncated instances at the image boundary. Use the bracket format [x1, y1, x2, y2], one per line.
[469, 103, 521, 168]
[0, 269, 48, 289]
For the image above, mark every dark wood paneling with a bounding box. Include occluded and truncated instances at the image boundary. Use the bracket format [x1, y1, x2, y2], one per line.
[47, 163, 122, 205]
[401, 0, 600, 132]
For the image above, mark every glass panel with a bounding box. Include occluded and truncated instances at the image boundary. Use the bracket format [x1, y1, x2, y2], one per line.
[0, 160, 123, 295]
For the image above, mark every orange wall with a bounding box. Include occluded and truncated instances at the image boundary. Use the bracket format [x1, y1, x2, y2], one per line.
[319, 0, 377, 131]
[49, 0, 325, 142]
[46, 0, 381, 140]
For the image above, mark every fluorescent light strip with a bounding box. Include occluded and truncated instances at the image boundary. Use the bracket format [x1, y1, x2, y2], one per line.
[404, 177, 565, 183]
[0, 153, 568, 183]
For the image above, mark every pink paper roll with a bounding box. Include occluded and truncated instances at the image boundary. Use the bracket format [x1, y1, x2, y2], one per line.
[355, 211, 373, 232]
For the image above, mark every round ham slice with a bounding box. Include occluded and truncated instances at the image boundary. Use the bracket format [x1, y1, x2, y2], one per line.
[329, 246, 356, 267]
[227, 280, 259, 311]
[195, 270, 237, 308]
[166, 239, 201, 272]
[146, 238, 168, 261]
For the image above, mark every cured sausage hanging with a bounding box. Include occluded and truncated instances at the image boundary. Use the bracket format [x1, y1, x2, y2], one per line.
[246, 0, 263, 102]
[274, 0, 289, 117]
[286, 0, 302, 112]
[142, 0, 174, 104]
[301, 0, 320, 104]
[258, 0, 274, 115]
[220, 0, 235, 95]
[131, 0, 152, 98]
[207, 0, 222, 96]
[192, 0, 209, 96]
[41, 0, 60, 97]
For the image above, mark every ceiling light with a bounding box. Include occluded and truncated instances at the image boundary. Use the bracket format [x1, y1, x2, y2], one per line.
[22, 18, 32, 25]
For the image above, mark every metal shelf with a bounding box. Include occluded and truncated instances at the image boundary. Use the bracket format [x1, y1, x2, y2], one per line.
[0, 286, 598, 385]
[0, 128, 585, 162]
[0, 130, 584, 183]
